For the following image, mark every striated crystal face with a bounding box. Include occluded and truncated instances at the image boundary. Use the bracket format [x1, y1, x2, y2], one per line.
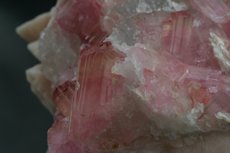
[18, 0, 230, 152]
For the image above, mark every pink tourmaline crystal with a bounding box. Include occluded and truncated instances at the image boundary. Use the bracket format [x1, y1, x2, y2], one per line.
[17, 0, 230, 152]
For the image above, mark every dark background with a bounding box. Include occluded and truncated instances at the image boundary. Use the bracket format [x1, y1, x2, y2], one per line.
[0, 0, 55, 153]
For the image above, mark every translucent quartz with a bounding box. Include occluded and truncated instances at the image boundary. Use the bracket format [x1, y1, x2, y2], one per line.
[34, 0, 230, 152]
[115, 46, 229, 132]
[38, 25, 79, 84]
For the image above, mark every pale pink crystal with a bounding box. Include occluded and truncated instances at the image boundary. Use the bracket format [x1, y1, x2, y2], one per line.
[190, 0, 230, 38]
[190, 0, 230, 24]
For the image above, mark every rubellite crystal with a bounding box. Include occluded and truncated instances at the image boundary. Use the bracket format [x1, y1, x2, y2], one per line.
[17, 0, 230, 152]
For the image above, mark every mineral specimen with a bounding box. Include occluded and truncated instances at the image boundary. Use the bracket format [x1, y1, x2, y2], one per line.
[17, 0, 230, 153]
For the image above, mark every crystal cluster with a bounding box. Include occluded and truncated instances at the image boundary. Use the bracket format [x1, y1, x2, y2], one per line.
[17, 0, 230, 153]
